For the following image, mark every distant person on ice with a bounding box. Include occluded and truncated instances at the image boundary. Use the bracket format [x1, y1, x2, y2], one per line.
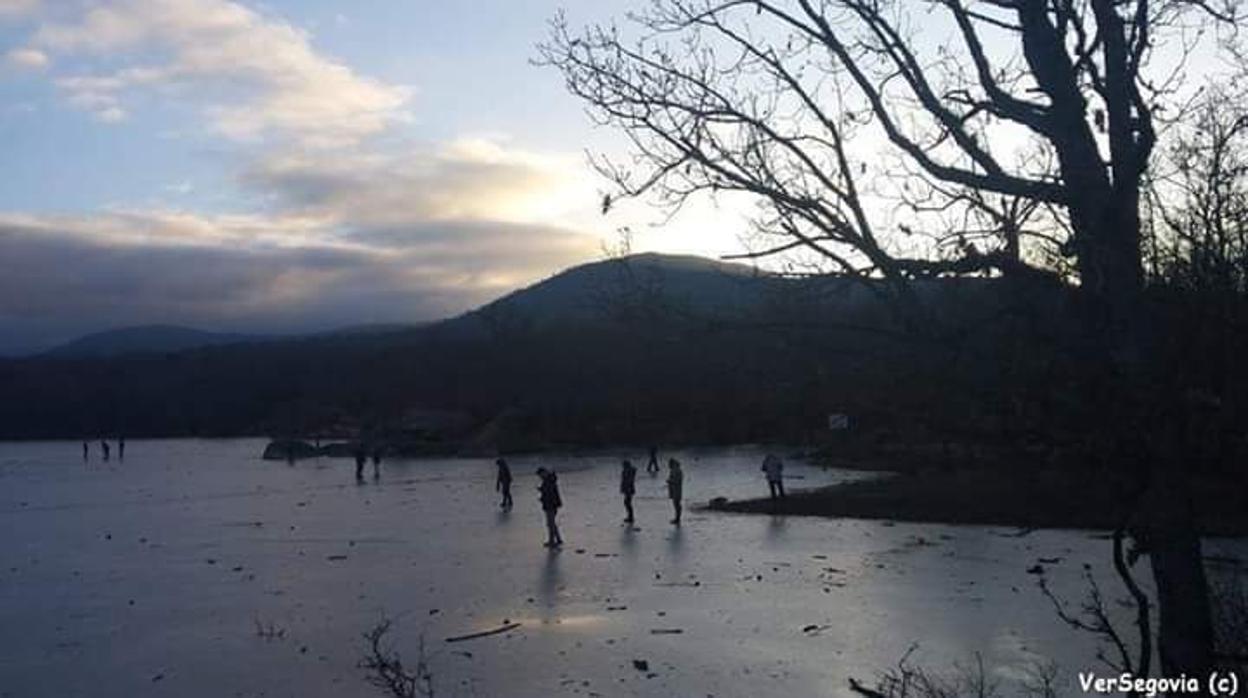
[666, 458, 683, 525]
[496, 458, 513, 509]
[536, 467, 563, 547]
[371, 449, 382, 480]
[620, 459, 637, 524]
[82, 441, 89, 461]
[762, 453, 785, 506]
[646, 445, 660, 474]
[119, 437, 126, 461]
[354, 447, 367, 481]
[100, 440, 110, 461]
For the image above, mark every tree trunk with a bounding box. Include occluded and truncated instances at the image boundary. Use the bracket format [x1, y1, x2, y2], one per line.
[1084, 200, 1215, 684]
[1147, 471, 1215, 682]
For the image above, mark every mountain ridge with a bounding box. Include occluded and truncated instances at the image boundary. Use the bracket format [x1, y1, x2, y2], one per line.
[39, 253, 775, 358]
[43, 324, 271, 359]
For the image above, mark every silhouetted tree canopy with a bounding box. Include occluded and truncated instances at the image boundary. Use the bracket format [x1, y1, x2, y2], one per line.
[540, 0, 1245, 682]
[540, 0, 1240, 332]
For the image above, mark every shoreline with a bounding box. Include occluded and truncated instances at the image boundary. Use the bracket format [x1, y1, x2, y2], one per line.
[704, 468, 1248, 538]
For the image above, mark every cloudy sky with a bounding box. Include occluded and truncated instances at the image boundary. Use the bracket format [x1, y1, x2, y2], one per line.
[0, 0, 753, 354]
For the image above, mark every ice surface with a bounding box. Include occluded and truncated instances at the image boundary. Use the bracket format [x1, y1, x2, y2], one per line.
[2, 440, 1239, 697]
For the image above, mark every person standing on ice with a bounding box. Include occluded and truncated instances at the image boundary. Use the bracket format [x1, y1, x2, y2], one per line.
[620, 459, 637, 524]
[354, 446, 367, 482]
[666, 458, 683, 525]
[496, 457, 513, 509]
[536, 467, 563, 547]
[761, 453, 785, 506]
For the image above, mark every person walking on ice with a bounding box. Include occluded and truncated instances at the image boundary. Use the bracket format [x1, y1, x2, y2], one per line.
[496, 458, 513, 510]
[762, 453, 785, 509]
[537, 467, 563, 547]
[666, 458, 683, 525]
[620, 459, 637, 524]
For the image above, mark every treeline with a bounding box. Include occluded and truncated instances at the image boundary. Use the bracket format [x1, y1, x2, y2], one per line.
[0, 255, 1244, 483]
[0, 264, 1026, 446]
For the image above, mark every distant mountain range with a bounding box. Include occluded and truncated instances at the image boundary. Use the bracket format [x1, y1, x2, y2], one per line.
[42, 322, 426, 359]
[0, 253, 1055, 443]
[43, 325, 271, 359]
[40, 253, 782, 358]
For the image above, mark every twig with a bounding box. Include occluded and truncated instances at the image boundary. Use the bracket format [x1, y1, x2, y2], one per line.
[847, 677, 888, 698]
[444, 622, 521, 644]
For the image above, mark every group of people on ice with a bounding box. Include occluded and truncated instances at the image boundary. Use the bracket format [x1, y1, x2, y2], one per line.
[82, 438, 125, 461]
[494, 449, 785, 548]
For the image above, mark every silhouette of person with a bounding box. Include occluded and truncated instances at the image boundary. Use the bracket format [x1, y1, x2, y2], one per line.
[666, 458, 683, 525]
[100, 440, 110, 461]
[496, 458, 513, 509]
[646, 445, 660, 474]
[620, 459, 637, 524]
[354, 447, 367, 481]
[762, 453, 785, 507]
[82, 441, 89, 461]
[537, 467, 563, 547]
[371, 449, 382, 480]
[118, 437, 126, 461]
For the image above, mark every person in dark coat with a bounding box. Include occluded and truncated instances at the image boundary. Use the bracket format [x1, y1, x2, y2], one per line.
[761, 453, 785, 504]
[646, 445, 660, 474]
[666, 458, 683, 525]
[496, 458, 513, 509]
[82, 441, 89, 461]
[620, 459, 637, 524]
[536, 467, 563, 547]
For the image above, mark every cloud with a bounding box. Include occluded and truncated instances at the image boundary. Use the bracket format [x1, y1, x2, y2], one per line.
[0, 5, 606, 354]
[0, 0, 39, 19]
[30, 0, 410, 146]
[164, 180, 194, 195]
[0, 212, 597, 353]
[0, 139, 601, 353]
[4, 47, 48, 69]
[242, 139, 593, 230]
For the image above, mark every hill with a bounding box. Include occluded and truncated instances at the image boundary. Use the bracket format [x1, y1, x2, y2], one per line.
[441, 253, 785, 337]
[0, 253, 1060, 445]
[43, 325, 270, 359]
[42, 322, 427, 359]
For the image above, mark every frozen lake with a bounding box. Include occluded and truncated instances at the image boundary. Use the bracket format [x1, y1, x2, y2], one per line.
[1, 439, 1240, 697]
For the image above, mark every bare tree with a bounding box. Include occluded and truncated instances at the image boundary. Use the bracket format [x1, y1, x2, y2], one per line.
[1038, 528, 1152, 685]
[540, 0, 1241, 680]
[1153, 83, 1248, 297]
[360, 619, 435, 698]
[848, 644, 1059, 698]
